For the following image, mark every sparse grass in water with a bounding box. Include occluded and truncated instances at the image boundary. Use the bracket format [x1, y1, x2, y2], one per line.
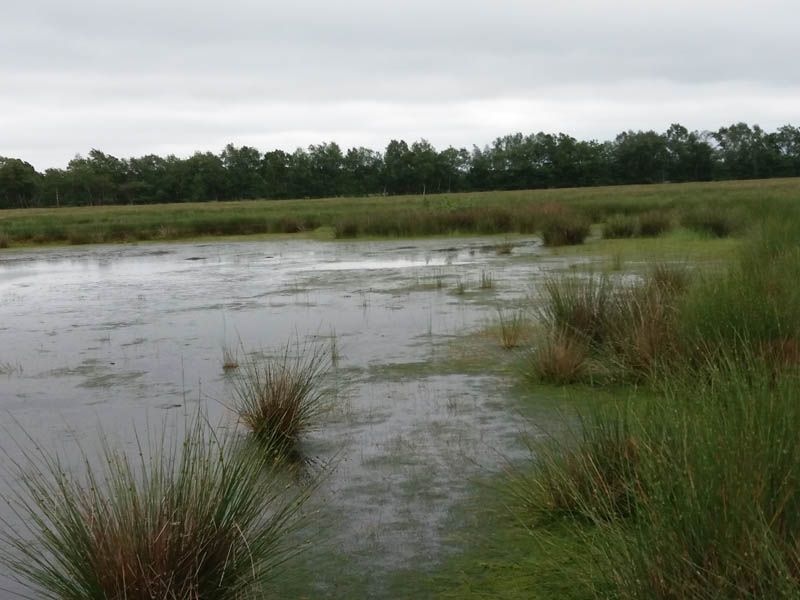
[0, 413, 309, 600]
[455, 277, 466, 295]
[495, 241, 514, 255]
[328, 328, 340, 366]
[496, 308, 527, 350]
[221, 345, 239, 371]
[479, 270, 494, 290]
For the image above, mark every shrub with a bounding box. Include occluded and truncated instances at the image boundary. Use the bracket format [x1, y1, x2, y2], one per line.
[602, 215, 637, 239]
[233, 342, 331, 454]
[637, 210, 672, 237]
[0, 415, 308, 599]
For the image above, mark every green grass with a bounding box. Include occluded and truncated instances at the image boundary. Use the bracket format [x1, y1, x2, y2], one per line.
[0, 413, 309, 599]
[488, 215, 800, 598]
[0, 177, 797, 247]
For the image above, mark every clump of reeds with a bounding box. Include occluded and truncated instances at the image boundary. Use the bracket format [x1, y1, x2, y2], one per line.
[637, 210, 672, 237]
[680, 206, 740, 237]
[537, 275, 616, 347]
[540, 210, 591, 247]
[232, 341, 330, 454]
[479, 270, 494, 290]
[602, 215, 637, 239]
[511, 408, 640, 523]
[529, 330, 588, 384]
[0, 414, 308, 600]
[531, 267, 689, 383]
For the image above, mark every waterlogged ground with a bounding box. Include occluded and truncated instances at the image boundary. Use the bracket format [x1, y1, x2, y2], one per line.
[0, 236, 594, 597]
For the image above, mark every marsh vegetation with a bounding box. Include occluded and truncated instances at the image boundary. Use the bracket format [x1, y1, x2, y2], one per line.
[0, 178, 798, 598]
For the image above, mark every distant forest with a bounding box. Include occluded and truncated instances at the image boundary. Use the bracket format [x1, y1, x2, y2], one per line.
[1, 123, 799, 209]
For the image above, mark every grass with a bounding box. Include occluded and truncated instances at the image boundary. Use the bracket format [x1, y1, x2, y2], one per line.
[454, 277, 466, 295]
[479, 270, 494, 290]
[637, 209, 672, 237]
[540, 208, 591, 247]
[602, 214, 637, 239]
[497, 214, 800, 597]
[232, 341, 331, 455]
[529, 331, 589, 384]
[495, 241, 515, 255]
[496, 309, 527, 350]
[221, 344, 239, 371]
[1, 178, 796, 248]
[0, 413, 309, 599]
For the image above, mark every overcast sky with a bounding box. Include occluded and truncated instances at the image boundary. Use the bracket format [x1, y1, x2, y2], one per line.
[2, 0, 799, 169]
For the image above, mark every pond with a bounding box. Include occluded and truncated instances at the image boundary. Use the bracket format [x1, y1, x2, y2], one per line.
[0, 236, 583, 597]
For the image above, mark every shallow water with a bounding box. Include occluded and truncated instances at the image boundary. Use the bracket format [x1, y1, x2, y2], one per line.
[0, 236, 584, 597]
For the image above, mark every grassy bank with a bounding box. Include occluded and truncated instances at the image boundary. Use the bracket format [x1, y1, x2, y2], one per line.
[433, 214, 800, 598]
[0, 178, 797, 248]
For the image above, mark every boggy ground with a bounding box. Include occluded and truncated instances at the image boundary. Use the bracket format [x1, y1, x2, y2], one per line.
[0, 224, 747, 597]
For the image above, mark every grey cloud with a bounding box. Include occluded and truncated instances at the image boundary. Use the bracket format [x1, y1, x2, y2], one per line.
[2, 0, 799, 168]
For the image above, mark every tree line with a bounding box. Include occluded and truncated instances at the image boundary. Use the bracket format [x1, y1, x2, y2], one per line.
[1, 122, 799, 209]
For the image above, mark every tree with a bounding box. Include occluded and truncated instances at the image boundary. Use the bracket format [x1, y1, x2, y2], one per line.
[221, 144, 266, 199]
[613, 130, 668, 184]
[0, 157, 40, 208]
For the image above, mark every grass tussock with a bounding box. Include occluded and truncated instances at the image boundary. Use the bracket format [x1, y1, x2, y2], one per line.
[602, 214, 637, 239]
[531, 265, 690, 383]
[0, 414, 308, 600]
[529, 331, 588, 384]
[512, 411, 640, 524]
[233, 341, 331, 455]
[680, 205, 742, 237]
[637, 210, 672, 237]
[540, 208, 591, 247]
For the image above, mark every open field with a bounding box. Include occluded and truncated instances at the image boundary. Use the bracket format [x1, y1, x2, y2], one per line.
[1, 179, 799, 597]
[0, 177, 797, 247]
